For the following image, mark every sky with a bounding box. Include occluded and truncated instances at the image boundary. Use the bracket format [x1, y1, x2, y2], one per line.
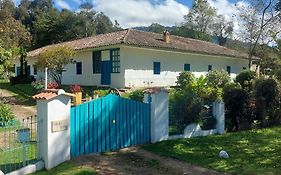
[12, 0, 246, 28]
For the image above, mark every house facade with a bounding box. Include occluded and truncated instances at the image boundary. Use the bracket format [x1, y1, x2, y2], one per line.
[15, 29, 249, 88]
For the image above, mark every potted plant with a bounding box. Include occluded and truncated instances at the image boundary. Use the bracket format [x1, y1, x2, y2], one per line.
[70, 85, 82, 105]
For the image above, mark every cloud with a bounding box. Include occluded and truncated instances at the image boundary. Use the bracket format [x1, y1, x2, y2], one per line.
[55, 0, 72, 10]
[92, 0, 189, 28]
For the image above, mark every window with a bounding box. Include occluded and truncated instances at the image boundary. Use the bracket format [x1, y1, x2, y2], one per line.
[111, 49, 120, 73]
[93, 51, 101, 73]
[227, 66, 231, 74]
[208, 65, 212, 71]
[76, 62, 82, 75]
[33, 65, 37, 75]
[153, 62, 161, 75]
[16, 66, 20, 76]
[184, 64, 190, 71]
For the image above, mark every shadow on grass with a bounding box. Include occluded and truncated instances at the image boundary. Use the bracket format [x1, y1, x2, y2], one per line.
[0, 82, 36, 106]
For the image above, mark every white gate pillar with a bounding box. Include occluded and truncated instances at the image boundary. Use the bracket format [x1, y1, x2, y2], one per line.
[33, 89, 74, 170]
[144, 88, 169, 143]
[212, 101, 225, 134]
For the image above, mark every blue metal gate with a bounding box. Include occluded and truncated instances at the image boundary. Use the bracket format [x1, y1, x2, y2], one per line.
[70, 94, 151, 158]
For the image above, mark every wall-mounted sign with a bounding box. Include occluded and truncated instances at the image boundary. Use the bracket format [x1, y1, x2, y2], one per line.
[51, 120, 68, 133]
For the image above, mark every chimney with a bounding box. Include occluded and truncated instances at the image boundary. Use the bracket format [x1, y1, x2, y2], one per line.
[163, 30, 171, 43]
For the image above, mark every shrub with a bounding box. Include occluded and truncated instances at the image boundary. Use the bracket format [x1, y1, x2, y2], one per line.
[176, 71, 195, 89]
[10, 75, 36, 85]
[235, 70, 257, 92]
[70, 85, 82, 93]
[223, 87, 254, 131]
[47, 82, 59, 89]
[254, 78, 281, 126]
[206, 70, 231, 88]
[129, 89, 144, 102]
[0, 103, 14, 123]
[32, 81, 45, 92]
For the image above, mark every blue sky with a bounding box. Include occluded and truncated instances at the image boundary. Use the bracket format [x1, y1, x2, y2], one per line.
[13, 0, 244, 28]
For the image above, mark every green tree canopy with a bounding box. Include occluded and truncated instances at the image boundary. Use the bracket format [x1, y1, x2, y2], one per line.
[35, 46, 76, 85]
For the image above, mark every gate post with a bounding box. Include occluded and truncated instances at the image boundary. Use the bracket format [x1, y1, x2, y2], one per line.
[212, 101, 225, 134]
[33, 89, 74, 170]
[144, 88, 169, 143]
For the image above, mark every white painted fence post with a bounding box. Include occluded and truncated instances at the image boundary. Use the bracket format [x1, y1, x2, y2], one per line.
[34, 89, 73, 170]
[144, 88, 169, 143]
[212, 101, 225, 134]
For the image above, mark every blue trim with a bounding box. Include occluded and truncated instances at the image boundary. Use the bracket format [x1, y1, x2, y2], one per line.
[110, 48, 120, 73]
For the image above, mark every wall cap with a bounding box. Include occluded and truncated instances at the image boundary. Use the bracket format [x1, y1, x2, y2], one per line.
[33, 89, 75, 100]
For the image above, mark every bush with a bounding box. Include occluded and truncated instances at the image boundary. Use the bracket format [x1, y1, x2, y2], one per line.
[235, 70, 257, 92]
[47, 82, 59, 89]
[70, 85, 82, 93]
[254, 78, 281, 126]
[223, 87, 254, 131]
[206, 70, 231, 88]
[9, 75, 36, 85]
[128, 89, 144, 102]
[32, 81, 45, 92]
[0, 103, 14, 123]
[176, 71, 195, 89]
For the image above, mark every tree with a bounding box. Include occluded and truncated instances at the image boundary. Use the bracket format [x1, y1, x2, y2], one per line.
[35, 46, 76, 85]
[212, 15, 234, 46]
[237, 0, 281, 69]
[184, 0, 217, 34]
[147, 23, 165, 33]
[95, 12, 114, 34]
[171, 26, 212, 41]
[0, 45, 12, 78]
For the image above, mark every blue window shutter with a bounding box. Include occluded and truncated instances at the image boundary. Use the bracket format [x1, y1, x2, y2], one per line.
[184, 64, 190, 71]
[16, 67, 20, 76]
[76, 62, 82, 75]
[153, 62, 160, 75]
[208, 65, 212, 71]
[227, 66, 231, 74]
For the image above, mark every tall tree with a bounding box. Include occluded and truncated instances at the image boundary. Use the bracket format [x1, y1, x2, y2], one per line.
[184, 0, 217, 34]
[237, 0, 281, 68]
[95, 12, 114, 35]
[212, 15, 234, 46]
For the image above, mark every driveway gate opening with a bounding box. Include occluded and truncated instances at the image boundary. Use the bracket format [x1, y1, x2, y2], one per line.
[70, 94, 151, 158]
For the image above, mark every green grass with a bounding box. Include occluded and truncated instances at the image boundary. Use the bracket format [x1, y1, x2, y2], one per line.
[30, 162, 97, 175]
[143, 126, 281, 175]
[0, 80, 35, 105]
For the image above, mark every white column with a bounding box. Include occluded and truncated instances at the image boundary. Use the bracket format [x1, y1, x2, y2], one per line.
[36, 94, 71, 170]
[144, 89, 169, 143]
[212, 101, 225, 134]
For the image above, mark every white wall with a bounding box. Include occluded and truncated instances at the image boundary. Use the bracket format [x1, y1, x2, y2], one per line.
[19, 45, 248, 88]
[122, 46, 248, 87]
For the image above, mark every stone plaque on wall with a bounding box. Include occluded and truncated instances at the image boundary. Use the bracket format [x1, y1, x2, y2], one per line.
[51, 120, 68, 133]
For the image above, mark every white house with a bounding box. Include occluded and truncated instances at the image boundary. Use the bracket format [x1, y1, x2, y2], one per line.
[15, 29, 250, 88]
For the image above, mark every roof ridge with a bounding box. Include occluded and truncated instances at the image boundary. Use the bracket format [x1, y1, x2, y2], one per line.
[122, 28, 131, 43]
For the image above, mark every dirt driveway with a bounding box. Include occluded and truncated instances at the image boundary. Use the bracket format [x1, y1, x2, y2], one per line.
[71, 147, 227, 175]
[0, 88, 36, 118]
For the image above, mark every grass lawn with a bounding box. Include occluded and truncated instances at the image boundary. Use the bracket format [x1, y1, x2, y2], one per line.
[30, 162, 97, 175]
[143, 126, 281, 175]
[0, 80, 35, 105]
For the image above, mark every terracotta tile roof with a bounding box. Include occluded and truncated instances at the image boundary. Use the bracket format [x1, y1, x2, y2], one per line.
[33, 89, 75, 100]
[27, 29, 248, 59]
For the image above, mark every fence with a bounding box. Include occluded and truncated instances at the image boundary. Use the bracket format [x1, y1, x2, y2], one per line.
[0, 116, 39, 174]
